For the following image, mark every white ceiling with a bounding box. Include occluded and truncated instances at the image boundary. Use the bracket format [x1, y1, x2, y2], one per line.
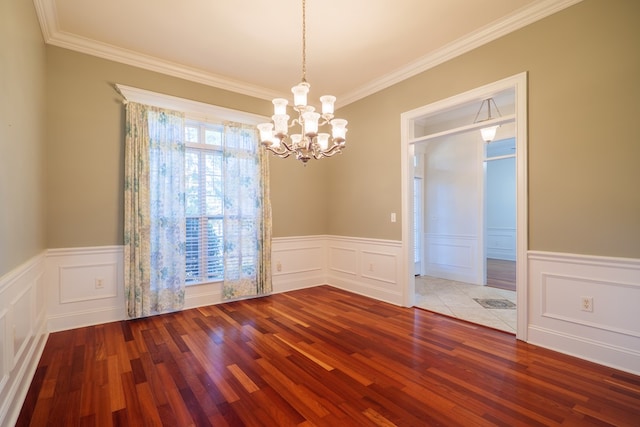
[33, 0, 580, 106]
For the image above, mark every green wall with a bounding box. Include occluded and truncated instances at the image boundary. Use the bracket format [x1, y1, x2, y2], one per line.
[330, 0, 640, 258]
[7, 0, 639, 267]
[44, 47, 330, 248]
[0, 0, 46, 276]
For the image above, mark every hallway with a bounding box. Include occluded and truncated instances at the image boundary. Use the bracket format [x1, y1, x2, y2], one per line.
[415, 275, 517, 334]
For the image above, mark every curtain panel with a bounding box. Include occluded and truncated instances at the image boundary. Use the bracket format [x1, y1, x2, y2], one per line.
[124, 102, 186, 318]
[221, 122, 272, 300]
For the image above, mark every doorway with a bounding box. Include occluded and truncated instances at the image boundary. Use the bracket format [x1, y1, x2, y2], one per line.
[485, 137, 517, 292]
[401, 73, 528, 340]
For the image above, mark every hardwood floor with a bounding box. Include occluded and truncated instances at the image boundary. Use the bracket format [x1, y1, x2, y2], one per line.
[487, 258, 516, 291]
[17, 286, 640, 426]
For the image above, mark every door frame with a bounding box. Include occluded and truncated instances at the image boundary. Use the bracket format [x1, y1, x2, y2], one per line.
[400, 72, 528, 340]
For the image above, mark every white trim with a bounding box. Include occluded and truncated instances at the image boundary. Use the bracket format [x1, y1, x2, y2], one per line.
[0, 254, 48, 427]
[34, 0, 581, 107]
[46, 245, 124, 257]
[527, 325, 640, 376]
[115, 84, 268, 125]
[45, 246, 126, 332]
[400, 72, 528, 340]
[527, 250, 640, 375]
[528, 251, 640, 269]
[33, 0, 281, 102]
[340, 0, 580, 105]
[328, 235, 404, 248]
[409, 114, 516, 145]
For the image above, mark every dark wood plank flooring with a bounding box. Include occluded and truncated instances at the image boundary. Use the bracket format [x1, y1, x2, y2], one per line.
[17, 285, 640, 426]
[487, 258, 516, 291]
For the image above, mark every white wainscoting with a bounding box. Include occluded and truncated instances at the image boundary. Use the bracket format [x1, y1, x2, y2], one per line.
[0, 254, 48, 427]
[44, 236, 398, 329]
[327, 236, 403, 305]
[424, 233, 481, 285]
[272, 235, 327, 293]
[46, 246, 126, 332]
[486, 227, 516, 261]
[528, 251, 640, 375]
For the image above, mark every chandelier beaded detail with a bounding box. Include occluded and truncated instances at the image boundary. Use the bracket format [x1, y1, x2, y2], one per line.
[257, 0, 347, 163]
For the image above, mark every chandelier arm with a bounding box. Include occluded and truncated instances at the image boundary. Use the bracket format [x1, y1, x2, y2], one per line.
[289, 118, 302, 128]
[279, 139, 296, 154]
[319, 143, 344, 157]
[263, 139, 296, 157]
[314, 148, 341, 160]
[264, 144, 293, 158]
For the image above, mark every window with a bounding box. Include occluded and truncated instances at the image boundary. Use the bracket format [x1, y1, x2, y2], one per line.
[118, 83, 268, 291]
[184, 121, 225, 283]
[184, 120, 261, 285]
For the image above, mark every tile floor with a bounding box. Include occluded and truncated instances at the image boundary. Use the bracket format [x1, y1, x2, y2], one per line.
[414, 275, 517, 334]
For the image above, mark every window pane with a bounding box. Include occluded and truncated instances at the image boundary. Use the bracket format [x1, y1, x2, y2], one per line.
[185, 150, 200, 216]
[186, 218, 201, 282]
[206, 218, 223, 280]
[205, 152, 223, 216]
[185, 126, 199, 143]
[205, 125, 223, 146]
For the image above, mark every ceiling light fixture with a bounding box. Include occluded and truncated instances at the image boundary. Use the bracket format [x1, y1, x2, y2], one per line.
[257, 0, 347, 164]
[473, 98, 502, 142]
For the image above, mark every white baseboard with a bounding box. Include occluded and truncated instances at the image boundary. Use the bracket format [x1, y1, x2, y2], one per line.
[527, 251, 640, 375]
[0, 253, 48, 427]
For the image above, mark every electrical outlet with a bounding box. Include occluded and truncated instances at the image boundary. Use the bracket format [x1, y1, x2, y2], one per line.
[276, 261, 282, 272]
[580, 296, 593, 312]
[95, 278, 104, 289]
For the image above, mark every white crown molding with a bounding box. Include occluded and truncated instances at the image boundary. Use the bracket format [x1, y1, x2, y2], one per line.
[33, 0, 582, 107]
[338, 0, 583, 106]
[32, 0, 281, 102]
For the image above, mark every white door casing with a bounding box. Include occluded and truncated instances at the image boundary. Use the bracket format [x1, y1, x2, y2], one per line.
[400, 72, 528, 340]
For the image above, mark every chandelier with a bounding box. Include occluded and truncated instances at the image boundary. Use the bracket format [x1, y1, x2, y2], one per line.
[257, 0, 348, 163]
[473, 98, 502, 142]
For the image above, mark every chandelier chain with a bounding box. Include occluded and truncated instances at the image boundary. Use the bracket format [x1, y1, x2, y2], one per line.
[301, 0, 307, 82]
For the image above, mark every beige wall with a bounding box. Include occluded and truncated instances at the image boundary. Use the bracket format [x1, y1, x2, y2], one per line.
[331, 0, 640, 258]
[0, 0, 46, 276]
[44, 47, 329, 248]
[8, 0, 640, 262]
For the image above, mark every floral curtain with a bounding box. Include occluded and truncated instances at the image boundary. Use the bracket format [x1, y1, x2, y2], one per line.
[221, 123, 272, 299]
[124, 102, 186, 318]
